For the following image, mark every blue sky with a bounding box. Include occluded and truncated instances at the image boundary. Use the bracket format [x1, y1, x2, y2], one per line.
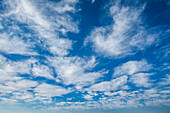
[0, 0, 169, 113]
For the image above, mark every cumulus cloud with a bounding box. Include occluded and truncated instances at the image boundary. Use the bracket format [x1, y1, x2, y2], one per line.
[34, 83, 72, 97]
[85, 1, 157, 58]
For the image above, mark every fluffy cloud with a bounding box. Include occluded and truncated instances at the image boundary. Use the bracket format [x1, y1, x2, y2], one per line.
[0, 55, 36, 83]
[0, 0, 169, 111]
[5, 79, 38, 91]
[130, 73, 153, 87]
[12, 91, 34, 100]
[32, 63, 54, 80]
[0, 79, 38, 94]
[34, 83, 72, 97]
[0, 33, 37, 55]
[48, 56, 106, 89]
[113, 59, 153, 87]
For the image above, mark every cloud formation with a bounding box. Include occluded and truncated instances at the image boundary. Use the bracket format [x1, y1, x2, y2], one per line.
[85, 1, 158, 58]
[0, 0, 169, 112]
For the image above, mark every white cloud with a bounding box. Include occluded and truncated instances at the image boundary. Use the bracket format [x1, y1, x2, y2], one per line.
[85, 75, 128, 92]
[0, 55, 36, 83]
[160, 90, 170, 94]
[49, 0, 78, 13]
[0, 23, 3, 29]
[48, 56, 106, 89]
[3, 0, 50, 29]
[0, 0, 169, 110]
[0, 79, 38, 94]
[56, 102, 85, 106]
[0, 55, 41, 98]
[159, 74, 170, 86]
[113, 60, 153, 87]
[91, 0, 95, 3]
[0, 97, 18, 104]
[0, 33, 37, 55]
[130, 73, 153, 87]
[32, 63, 54, 80]
[5, 79, 38, 90]
[46, 38, 73, 56]
[113, 59, 152, 76]
[85, 1, 156, 58]
[34, 83, 72, 97]
[1, 0, 79, 56]
[12, 92, 34, 100]
[83, 94, 94, 100]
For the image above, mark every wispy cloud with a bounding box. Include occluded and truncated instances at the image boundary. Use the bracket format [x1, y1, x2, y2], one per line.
[1, 0, 79, 56]
[85, 1, 158, 58]
[85, 75, 128, 92]
[113, 59, 152, 76]
[32, 63, 54, 80]
[48, 56, 107, 89]
[0, 33, 37, 55]
[130, 73, 153, 87]
[113, 59, 153, 87]
[0, 0, 169, 111]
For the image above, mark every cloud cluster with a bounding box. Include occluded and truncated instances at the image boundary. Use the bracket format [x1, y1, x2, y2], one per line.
[48, 56, 106, 89]
[0, 0, 169, 111]
[0, 0, 78, 56]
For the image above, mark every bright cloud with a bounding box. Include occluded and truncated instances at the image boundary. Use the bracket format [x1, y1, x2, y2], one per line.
[113, 59, 152, 76]
[0, 33, 37, 55]
[32, 63, 54, 80]
[34, 83, 72, 97]
[130, 73, 153, 87]
[85, 75, 128, 92]
[48, 56, 107, 89]
[85, 1, 157, 58]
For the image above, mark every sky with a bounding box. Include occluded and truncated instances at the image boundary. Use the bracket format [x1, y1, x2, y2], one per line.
[0, 0, 170, 113]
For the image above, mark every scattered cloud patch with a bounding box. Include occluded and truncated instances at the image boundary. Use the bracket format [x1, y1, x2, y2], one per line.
[0, 0, 169, 111]
[113, 59, 152, 76]
[85, 1, 158, 58]
[130, 73, 153, 87]
[0, 33, 37, 55]
[48, 56, 107, 89]
[34, 83, 72, 97]
[32, 63, 54, 80]
[85, 75, 128, 92]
